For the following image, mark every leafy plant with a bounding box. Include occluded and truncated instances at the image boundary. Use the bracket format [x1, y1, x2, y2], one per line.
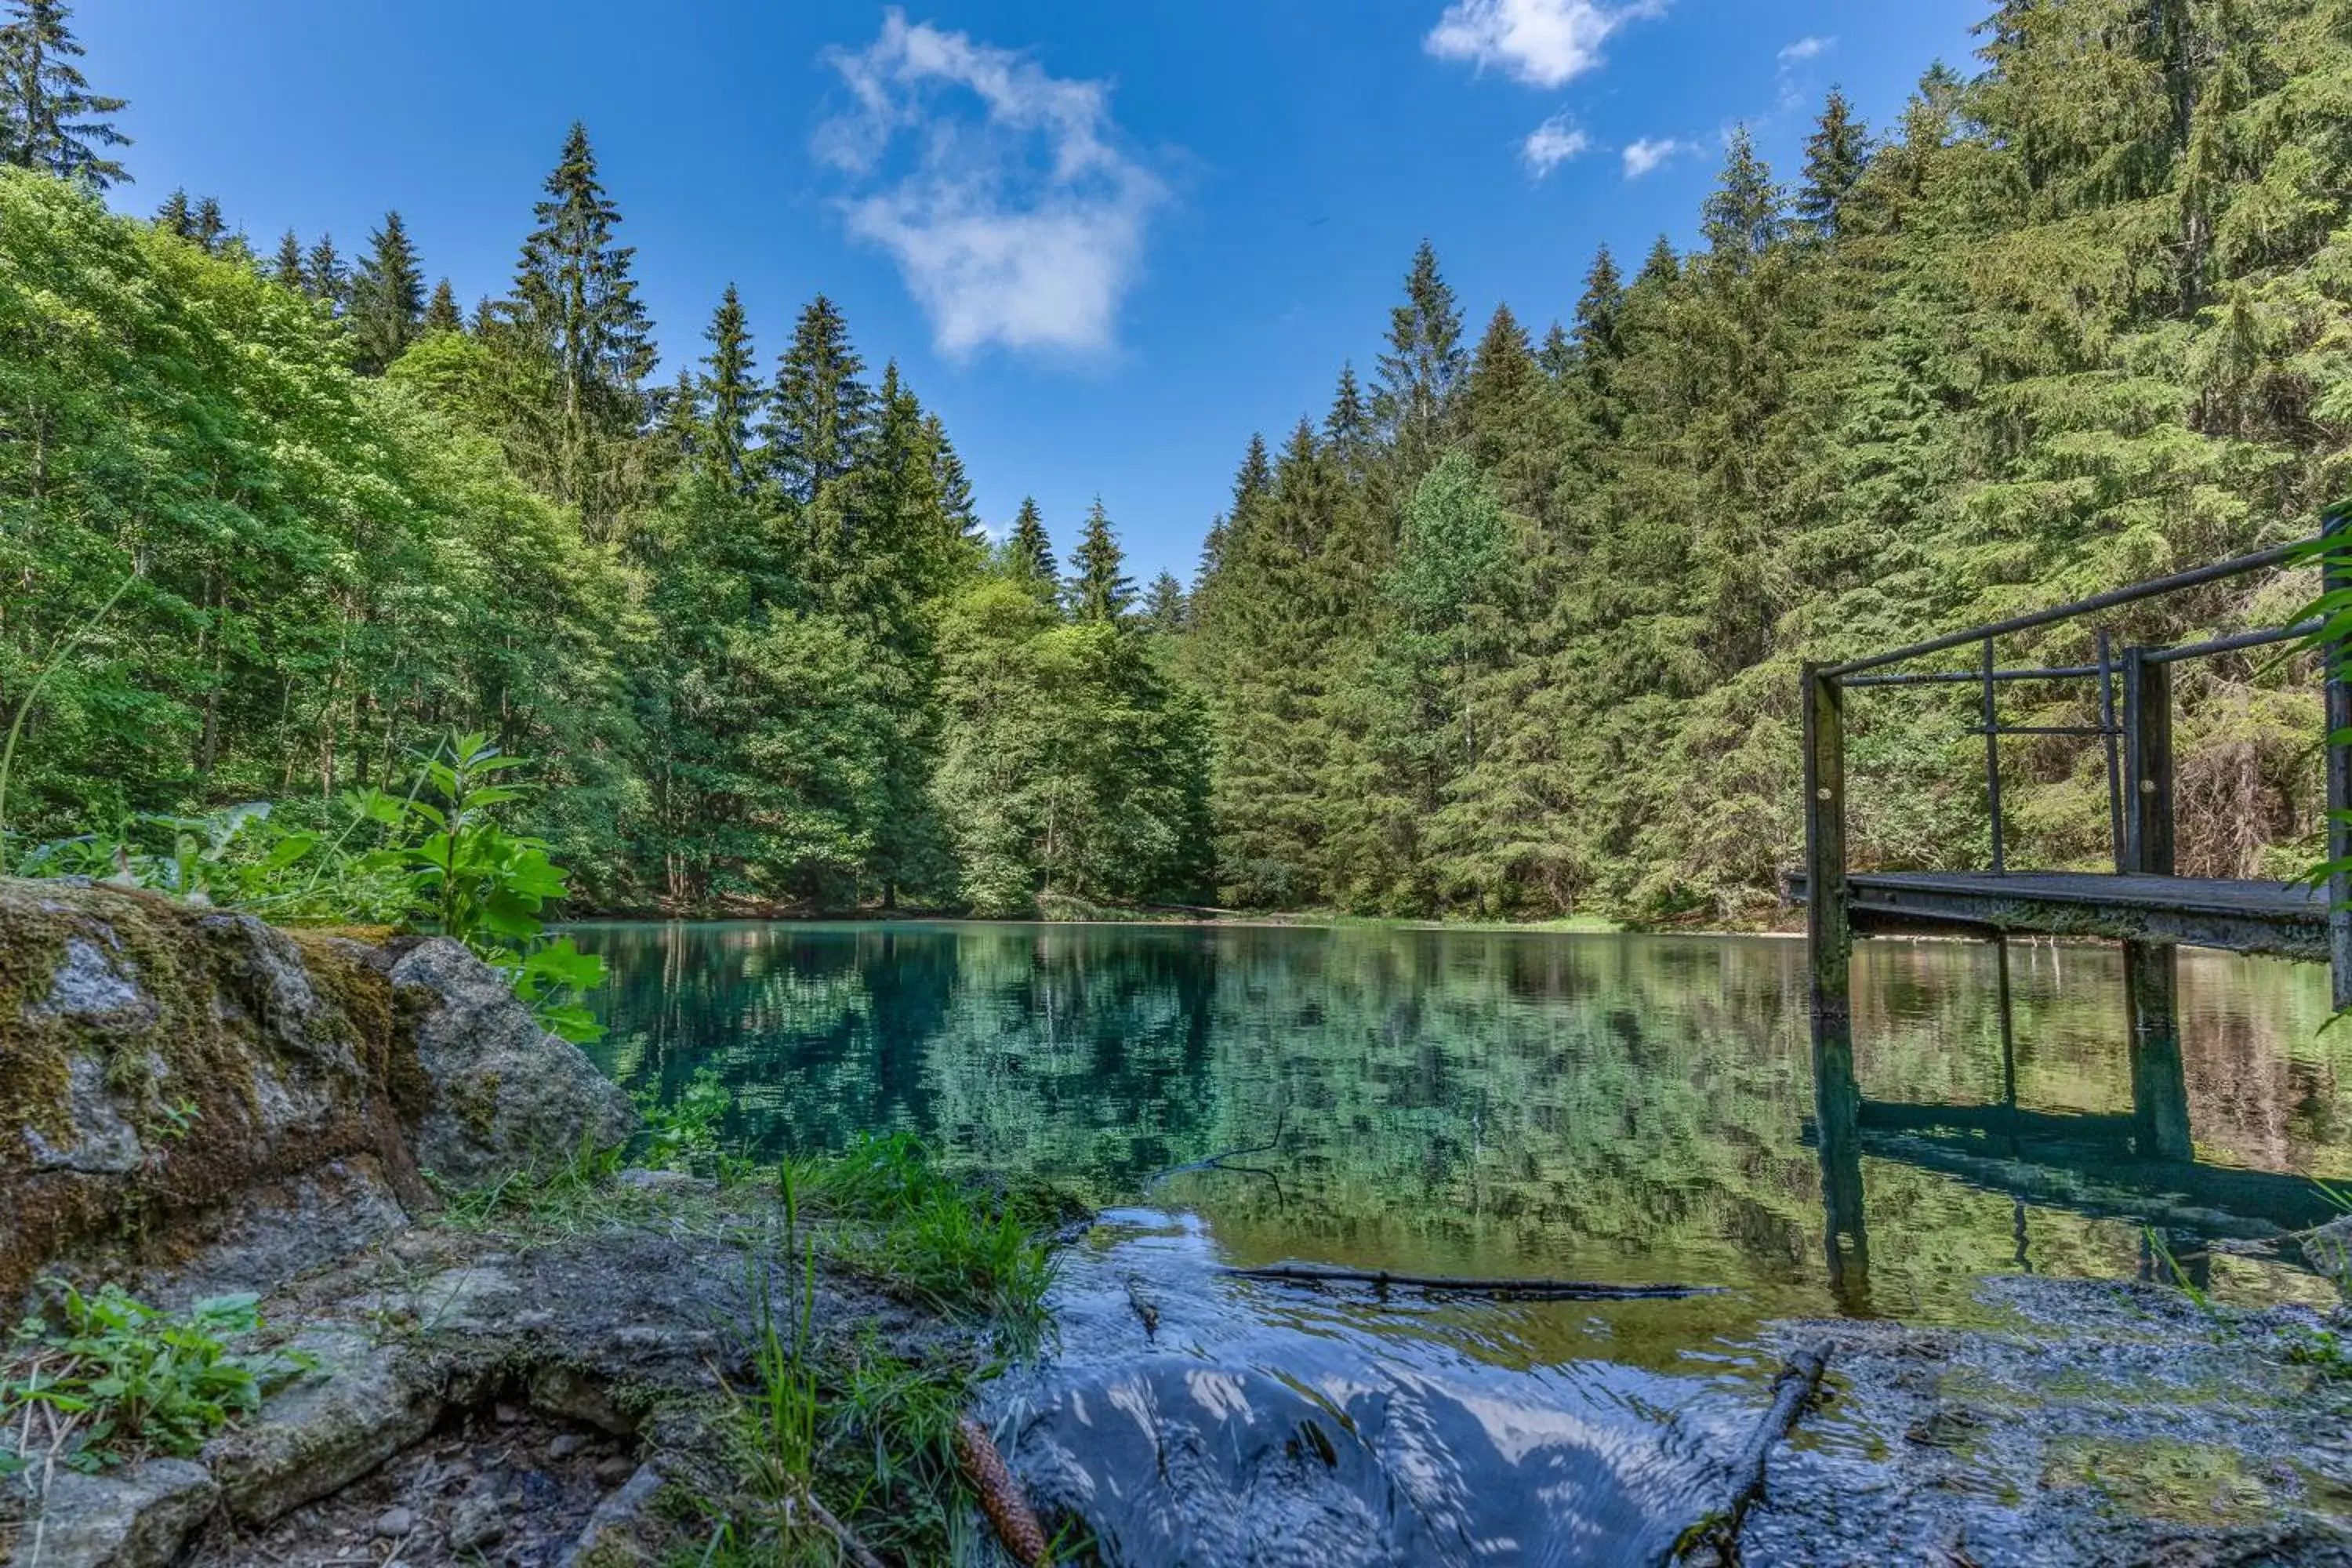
[1, 1283, 301, 1477]
[636, 1067, 729, 1174]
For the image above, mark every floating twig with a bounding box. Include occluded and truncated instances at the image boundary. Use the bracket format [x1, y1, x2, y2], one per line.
[1225, 1263, 1726, 1301]
[1145, 1106, 1289, 1187]
[1123, 1274, 1161, 1341]
[1664, 1344, 1831, 1564]
[955, 1416, 1052, 1567]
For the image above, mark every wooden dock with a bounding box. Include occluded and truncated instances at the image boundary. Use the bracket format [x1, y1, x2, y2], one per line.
[1789, 531, 2350, 1305]
[1784, 869, 2327, 960]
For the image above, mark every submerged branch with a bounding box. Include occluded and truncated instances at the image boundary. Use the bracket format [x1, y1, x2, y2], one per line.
[1223, 1263, 1727, 1301]
[1665, 1344, 1831, 1564]
[1145, 1105, 1290, 1187]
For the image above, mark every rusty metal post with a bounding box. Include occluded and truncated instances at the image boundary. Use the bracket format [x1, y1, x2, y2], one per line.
[1803, 662, 1867, 1305]
[2120, 646, 2189, 1160]
[2325, 514, 2352, 1009]
[1982, 637, 2005, 873]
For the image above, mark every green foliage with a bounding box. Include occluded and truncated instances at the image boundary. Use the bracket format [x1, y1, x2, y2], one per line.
[1, 1283, 299, 1475]
[637, 1066, 729, 1173]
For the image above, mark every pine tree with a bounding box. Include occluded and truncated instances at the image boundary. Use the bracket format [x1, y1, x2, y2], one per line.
[191, 195, 225, 255]
[1636, 234, 1679, 288]
[0, 0, 127, 187]
[1537, 321, 1574, 380]
[1325, 365, 1373, 474]
[510, 121, 655, 535]
[423, 277, 464, 335]
[1700, 127, 1784, 274]
[1573, 246, 1626, 360]
[1143, 571, 1189, 633]
[1007, 497, 1055, 589]
[1371, 240, 1467, 477]
[304, 234, 348, 314]
[350, 210, 424, 374]
[763, 295, 868, 506]
[928, 415, 982, 546]
[271, 229, 306, 291]
[1066, 499, 1134, 622]
[1797, 89, 1870, 240]
[154, 187, 191, 238]
[1232, 433, 1273, 512]
[698, 285, 760, 492]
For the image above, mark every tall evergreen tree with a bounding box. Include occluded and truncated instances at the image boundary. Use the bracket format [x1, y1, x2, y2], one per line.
[509, 121, 655, 535]
[1007, 497, 1055, 589]
[763, 295, 868, 506]
[0, 0, 125, 187]
[1143, 571, 1188, 634]
[1371, 240, 1467, 477]
[1066, 499, 1135, 623]
[153, 187, 191, 238]
[304, 234, 348, 314]
[423, 277, 464, 334]
[1797, 89, 1870, 239]
[191, 195, 225, 255]
[350, 210, 424, 375]
[270, 229, 306, 292]
[697, 284, 760, 492]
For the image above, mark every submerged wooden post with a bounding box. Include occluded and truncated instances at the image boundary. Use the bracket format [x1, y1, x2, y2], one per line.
[2121, 648, 2190, 1160]
[2325, 514, 2352, 1008]
[1802, 662, 1867, 1303]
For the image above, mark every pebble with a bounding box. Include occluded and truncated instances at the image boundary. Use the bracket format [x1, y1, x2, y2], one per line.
[374, 1505, 416, 1539]
[448, 1494, 505, 1552]
[593, 1454, 637, 1486]
[549, 1432, 587, 1460]
[494, 1401, 523, 1425]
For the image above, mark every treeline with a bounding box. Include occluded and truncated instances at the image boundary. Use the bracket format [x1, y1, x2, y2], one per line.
[0, 2, 1207, 916]
[1184, 0, 2352, 920]
[9, 0, 2352, 925]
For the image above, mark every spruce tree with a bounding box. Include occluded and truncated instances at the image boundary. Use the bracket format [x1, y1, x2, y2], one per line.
[1143, 571, 1189, 633]
[510, 121, 655, 534]
[304, 234, 347, 313]
[1537, 321, 1574, 380]
[698, 284, 760, 491]
[763, 295, 868, 505]
[1572, 246, 1625, 360]
[191, 195, 225, 255]
[0, 0, 126, 187]
[153, 187, 191, 238]
[1371, 240, 1467, 476]
[1007, 497, 1055, 589]
[1325, 365, 1373, 473]
[423, 277, 464, 335]
[1700, 127, 1784, 274]
[928, 415, 982, 545]
[1066, 499, 1134, 622]
[1797, 90, 1870, 240]
[271, 229, 306, 291]
[1636, 234, 1679, 288]
[1232, 433, 1273, 512]
[350, 210, 424, 374]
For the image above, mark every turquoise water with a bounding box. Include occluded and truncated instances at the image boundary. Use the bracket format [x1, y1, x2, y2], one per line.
[575, 920, 2350, 1336]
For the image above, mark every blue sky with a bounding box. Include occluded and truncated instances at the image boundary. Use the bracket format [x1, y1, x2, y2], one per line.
[84, 0, 1982, 583]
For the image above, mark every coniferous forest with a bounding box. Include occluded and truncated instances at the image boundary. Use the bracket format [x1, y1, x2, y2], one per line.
[5, 0, 2352, 924]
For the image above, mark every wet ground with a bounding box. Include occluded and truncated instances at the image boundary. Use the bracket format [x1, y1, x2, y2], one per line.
[983, 1210, 2352, 1566]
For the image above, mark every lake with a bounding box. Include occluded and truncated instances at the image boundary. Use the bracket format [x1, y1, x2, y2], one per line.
[576, 920, 2350, 1333]
[573, 921, 2352, 1559]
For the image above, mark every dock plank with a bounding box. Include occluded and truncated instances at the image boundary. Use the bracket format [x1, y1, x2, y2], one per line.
[1784, 869, 2327, 960]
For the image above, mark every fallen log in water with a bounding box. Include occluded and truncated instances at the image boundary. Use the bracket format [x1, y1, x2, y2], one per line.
[1223, 1262, 1727, 1300]
[1663, 1344, 1831, 1565]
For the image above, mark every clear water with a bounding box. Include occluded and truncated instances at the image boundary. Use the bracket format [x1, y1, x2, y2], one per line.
[576, 921, 2347, 1327]
[572, 921, 2352, 1561]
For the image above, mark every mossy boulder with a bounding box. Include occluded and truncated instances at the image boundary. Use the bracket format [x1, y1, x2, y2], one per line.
[0, 880, 634, 1305]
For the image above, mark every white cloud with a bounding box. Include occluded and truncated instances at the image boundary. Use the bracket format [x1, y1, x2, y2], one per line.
[1777, 35, 1834, 63]
[1424, 0, 1667, 89]
[815, 9, 1165, 359]
[1520, 114, 1592, 177]
[1621, 136, 1692, 178]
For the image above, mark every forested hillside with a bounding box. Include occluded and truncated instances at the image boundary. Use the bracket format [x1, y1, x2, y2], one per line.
[5, 0, 2352, 924]
[1189, 0, 2352, 921]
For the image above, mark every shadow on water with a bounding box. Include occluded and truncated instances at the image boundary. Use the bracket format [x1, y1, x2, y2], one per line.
[571, 921, 2352, 1561]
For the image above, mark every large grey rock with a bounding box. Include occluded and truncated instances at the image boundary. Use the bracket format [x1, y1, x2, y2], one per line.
[201, 1329, 443, 1523]
[389, 939, 635, 1185]
[16, 1456, 218, 1568]
[2305, 1212, 2352, 1294]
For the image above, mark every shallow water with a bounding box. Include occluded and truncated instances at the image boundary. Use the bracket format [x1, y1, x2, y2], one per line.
[574, 921, 2352, 1560]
